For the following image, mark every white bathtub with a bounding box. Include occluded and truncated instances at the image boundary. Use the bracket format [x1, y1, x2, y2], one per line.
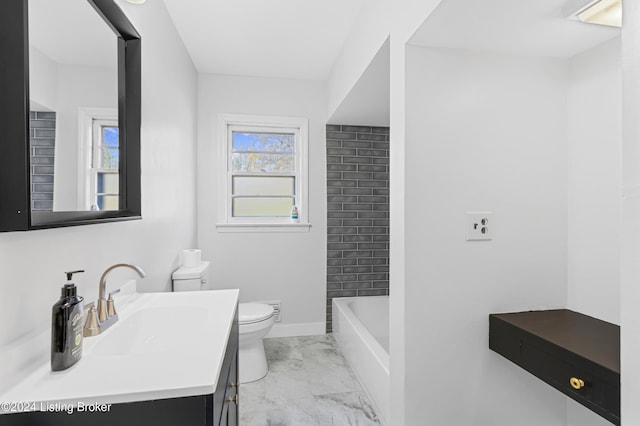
[332, 296, 389, 425]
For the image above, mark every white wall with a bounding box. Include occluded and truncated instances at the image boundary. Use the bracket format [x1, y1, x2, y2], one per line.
[53, 64, 117, 210]
[566, 38, 622, 426]
[621, 0, 640, 423]
[29, 46, 58, 110]
[196, 74, 327, 335]
[0, 0, 197, 391]
[567, 38, 621, 325]
[326, 0, 389, 119]
[404, 46, 569, 425]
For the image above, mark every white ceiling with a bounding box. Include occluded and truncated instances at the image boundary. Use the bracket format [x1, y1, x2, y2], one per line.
[410, 0, 620, 58]
[163, 0, 367, 80]
[29, 0, 116, 68]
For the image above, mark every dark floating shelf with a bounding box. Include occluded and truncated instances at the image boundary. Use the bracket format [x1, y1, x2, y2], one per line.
[489, 309, 620, 425]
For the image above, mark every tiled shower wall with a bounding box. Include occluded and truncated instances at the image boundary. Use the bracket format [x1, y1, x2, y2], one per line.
[30, 111, 56, 211]
[326, 124, 390, 333]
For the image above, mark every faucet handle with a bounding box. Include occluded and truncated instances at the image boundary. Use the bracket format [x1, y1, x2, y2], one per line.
[107, 293, 117, 318]
[83, 303, 100, 337]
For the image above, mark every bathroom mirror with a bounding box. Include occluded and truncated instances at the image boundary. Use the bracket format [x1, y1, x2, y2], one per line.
[0, 0, 141, 231]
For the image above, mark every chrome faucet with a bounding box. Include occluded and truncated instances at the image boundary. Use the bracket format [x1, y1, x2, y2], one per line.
[84, 263, 146, 337]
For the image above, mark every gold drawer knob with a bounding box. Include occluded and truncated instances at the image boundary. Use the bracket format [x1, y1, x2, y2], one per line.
[570, 377, 585, 390]
[226, 395, 239, 405]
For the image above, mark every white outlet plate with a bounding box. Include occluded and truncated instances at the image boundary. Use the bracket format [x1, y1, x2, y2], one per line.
[466, 212, 493, 241]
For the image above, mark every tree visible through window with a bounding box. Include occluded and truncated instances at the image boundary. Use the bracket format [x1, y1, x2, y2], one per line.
[219, 114, 309, 227]
[91, 119, 119, 211]
[231, 131, 296, 217]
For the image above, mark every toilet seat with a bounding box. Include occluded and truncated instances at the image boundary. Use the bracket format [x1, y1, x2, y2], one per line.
[239, 303, 274, 325]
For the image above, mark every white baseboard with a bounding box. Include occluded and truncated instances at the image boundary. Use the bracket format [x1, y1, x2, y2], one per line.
[265, 322, 326, 338]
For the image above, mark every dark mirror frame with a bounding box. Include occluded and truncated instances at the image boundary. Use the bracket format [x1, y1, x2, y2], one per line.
[0, 0, 141, 232]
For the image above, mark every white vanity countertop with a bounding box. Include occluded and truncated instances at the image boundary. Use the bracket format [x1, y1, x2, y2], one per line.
[0, 289, 239, 412]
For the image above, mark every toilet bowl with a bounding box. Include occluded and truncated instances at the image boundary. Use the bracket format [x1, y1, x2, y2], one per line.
[172, 262, 275, 384]
[238, 303, 274, 383]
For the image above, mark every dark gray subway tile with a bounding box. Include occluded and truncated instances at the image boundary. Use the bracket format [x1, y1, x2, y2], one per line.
[372, 188, 390, 196]
[327, 147, 357, 156]
[343, 172, 373, 180]
[372, 157, 390, 165]
[343, 266, 373, 274]
[327, 211, 358, 218]
[373, 281, 390, 289]
[371, 127, 390, 134]
[327, 242, 358, 251]
[343, 156, 372, 165]
[357, 289, 388, 296]
[343, 281, 373, 290]
[31, 175, 53, 183]
[327, 250, 343, 259]
[343, 141, 373, 149]
[328, 226, 358, 234]
[358, 243, 387, 250]
[343, 219, 373, 227]
[358, 195, 387, 203]
[371, 142, 389, 151]
[358, 257, 388, 265]
[357, 133, 387, 141]
[343, 187, 372, 196]
[357, 211, 387, 219]
[327, 163, 357, 172]
[327, 195, 358, 203]
[326, 124, 390, 333]
[343, 234, 372, 243]
[328, 258, 358, 267]
[328, 290, 358, 298]
[357, 149, 387, 157]
[326, 131, 357, 140]
[357, 164, 387, 172]
[343, 203, 372, 211]
[343, 250, 372, 258]
[327, 274, 358, 283]
[342, 125, 372, 133]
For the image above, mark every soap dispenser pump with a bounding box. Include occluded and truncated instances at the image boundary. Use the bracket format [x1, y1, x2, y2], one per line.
[51, 270, 85, 371]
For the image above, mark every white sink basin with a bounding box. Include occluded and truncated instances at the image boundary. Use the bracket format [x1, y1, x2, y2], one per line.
[0, 288, 239, 410]
[92, 306, 209, 356]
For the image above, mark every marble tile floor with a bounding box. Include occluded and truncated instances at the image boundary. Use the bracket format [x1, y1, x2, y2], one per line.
[239, 334, 381, 426]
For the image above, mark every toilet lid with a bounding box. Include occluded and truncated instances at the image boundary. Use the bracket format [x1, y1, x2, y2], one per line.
[239, 303, 274, 324]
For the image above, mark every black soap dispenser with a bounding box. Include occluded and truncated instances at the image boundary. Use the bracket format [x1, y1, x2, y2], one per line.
[51, 270, 85, 371]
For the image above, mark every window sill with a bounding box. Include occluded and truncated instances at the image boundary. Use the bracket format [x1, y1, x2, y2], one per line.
[216, 223, 311, 233]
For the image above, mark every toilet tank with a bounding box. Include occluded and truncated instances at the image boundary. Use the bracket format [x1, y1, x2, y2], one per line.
[172, 261, 211, 292]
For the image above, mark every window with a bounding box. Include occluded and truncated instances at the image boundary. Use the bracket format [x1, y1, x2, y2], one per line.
[218, 114, 309, 231]
[77, 107, 119, 211]
[90, 119, 119, 211]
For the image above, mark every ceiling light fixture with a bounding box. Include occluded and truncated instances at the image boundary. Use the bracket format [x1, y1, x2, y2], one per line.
[577, 0, 621, 27]
[126, 0, 146, 4]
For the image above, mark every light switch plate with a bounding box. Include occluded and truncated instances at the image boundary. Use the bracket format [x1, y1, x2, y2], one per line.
[466, 212, 493, 241]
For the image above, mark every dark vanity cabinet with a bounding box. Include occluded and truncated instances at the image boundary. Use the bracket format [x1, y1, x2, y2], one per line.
[489, 309, 620, 425]
[3, 311, 239, 426]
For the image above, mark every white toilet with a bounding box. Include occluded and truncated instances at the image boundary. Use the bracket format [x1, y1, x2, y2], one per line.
[172, 262, 275, 384]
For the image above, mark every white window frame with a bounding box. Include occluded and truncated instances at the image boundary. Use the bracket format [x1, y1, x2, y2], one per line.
[77, 107, 118, 211]
[216, 114, 310, 232]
